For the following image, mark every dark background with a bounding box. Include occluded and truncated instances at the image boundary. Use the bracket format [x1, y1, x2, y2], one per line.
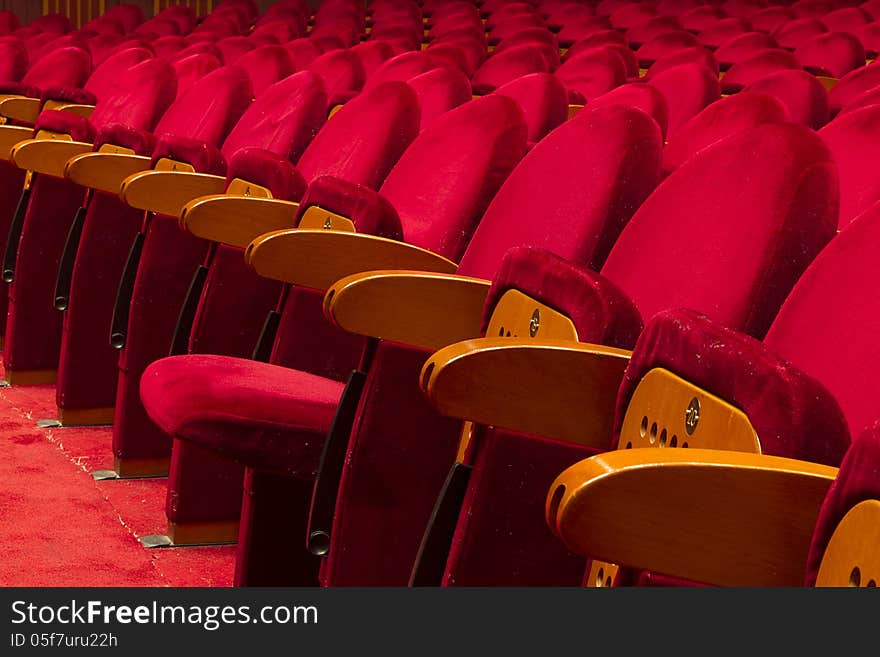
[0, 1, 328, 29]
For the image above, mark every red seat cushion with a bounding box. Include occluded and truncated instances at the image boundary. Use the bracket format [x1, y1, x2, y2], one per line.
[647, 62, 721, 137]
[140, 355, 344, 475]
[743, 69, 830, 129]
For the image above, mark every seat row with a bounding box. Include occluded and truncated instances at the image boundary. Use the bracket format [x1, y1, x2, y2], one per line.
[0, 0, 877, 587]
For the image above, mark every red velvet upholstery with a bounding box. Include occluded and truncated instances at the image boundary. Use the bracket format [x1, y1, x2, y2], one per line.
[172, 54, 222, 98]
[679, 6, 727, 32]
[720, 49, 803, 93]
[603, 123, 838, 341]
[647, 63, 721, 138]
[805, 425, 880, 585]
[216, 36, 255, 64]
[817, 105, 880, 228]
[822, 7, 871, 33]
[406, 67, 472, 131]
[554, 46, 628, 102]
[141, 355, 344, 474]
[697, 17, 751, 48]
[557, 16, 614, 48]
[297, 80, 421, 188]
[458, 104, 662, 279]
[743, 69, 830, 129]
[0, 37, 28, 82]
[471, 43, 558, 95]
[612, 308, 850, 465]
[772, 17, 829, 49]
[219, 71, 328, 164]
[748, 7, 796, 33]
[564, 31, 628, 62]
[19, 46, 91, 94]
[714, 32, 779, 68]
[660, 92, 790, 176]
[635, 31, 701, 67]
[5, 56, 178, 382]
[491, 73, 569, 145]
[763, 202, 880, 439]
[794, 32, 866, 78]
[856, 20, 880, 57]
[646, 45, 720, 79]
[308, 49, 366, 107]
[626, 16, 683, 48]
[376, 95, 528, 262]
[827, 63, 880, 115]
[589, 83, 669, 139]
[235, 45, 294, 97]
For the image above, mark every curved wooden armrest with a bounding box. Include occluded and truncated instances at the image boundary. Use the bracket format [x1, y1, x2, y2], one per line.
[11, 138, 93, 176]
[246, 229, 458, 291]
[120, 170, 227, 215]
[181, 195, 300, 247]
[420, 338, 632, 448]
[0, 96, 40, 123]
[0, 125, 34, 160]
[549, 449, 837, 587]
[324, 270, 490, 350]
[55, 103, 94, 118]
[64, 151, 152, 192]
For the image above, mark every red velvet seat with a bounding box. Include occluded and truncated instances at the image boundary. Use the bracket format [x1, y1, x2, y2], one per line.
[626, 16, 683, 49]
[589, 83, 670, 139]
[1, 57, 179, 386]
[471, 43, 560, 94]
[719, 48, 802, 93]
[557, 17, 614, 48]
[818, 105, 880, 228]
[142, 94, 529, 585]
[697, 18, 751, 48]
[635, 31, 701, 68]
[714, 32, 778, 69]
[491, 73, 569, 146]
[822, 7, 871, 34]
[660, 92, 789, 176]
[747, 6, 796, 33]
[555, 46, 628, 102]
[421, 122, 839, 586]
[743, 69, 830, 129]
[407, 67, 473, 131]
[155, 81, 423, 533]
[794, 32, 866, 78]
[308, 48, 367, 107]
[645, 45, 720, 78]
[827, 62, 880, 114]
[679, 7, 727, 33]
[772, 17, 828, 49]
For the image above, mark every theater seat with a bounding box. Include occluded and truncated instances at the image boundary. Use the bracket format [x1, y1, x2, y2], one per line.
[660, 92, 789, 176]
[818, 105, 880, 228]
[53, 71, 328, 429]
[646, 62, 721, 138]
[743, 69, 831, 129]
[152, 80, 424, 541]
[550, 200, 880, 585]
[414, 122, 839, 586]
[0, 57, 178, 387]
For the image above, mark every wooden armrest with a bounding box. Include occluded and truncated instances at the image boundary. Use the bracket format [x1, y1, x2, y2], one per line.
[11, 138, 93, 177]
[64, 151, 152, 193]
[246, 229, 458, 291]
[0, 125, 34, 161]
[324, 270, 491, 350]
[0, 96, 40, 123]
[55, 103, 94, 118]
[121, 170, 227, 215]
[181, 195, 300, 248]
[549, 448, 837, 587]
[420, 338, 632, 448]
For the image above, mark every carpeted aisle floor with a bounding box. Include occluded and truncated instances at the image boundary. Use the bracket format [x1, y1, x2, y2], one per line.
[0, 371, 235, 587]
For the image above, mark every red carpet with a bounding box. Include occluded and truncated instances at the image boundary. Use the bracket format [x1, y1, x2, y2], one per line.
[0, 369, 235, 587]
